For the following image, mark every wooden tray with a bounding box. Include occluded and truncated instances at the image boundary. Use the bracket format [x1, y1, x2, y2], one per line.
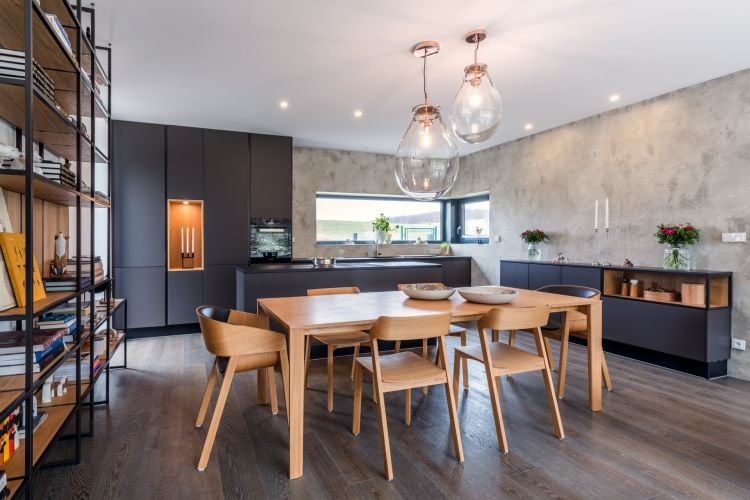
[643, 290, 680, 302]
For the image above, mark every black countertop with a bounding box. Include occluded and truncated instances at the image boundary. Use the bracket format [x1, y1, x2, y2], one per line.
[238, 260, 442, 274]
[501, 259, 732, 276]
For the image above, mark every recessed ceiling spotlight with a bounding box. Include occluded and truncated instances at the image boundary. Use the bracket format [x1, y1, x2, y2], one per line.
[524, 123, 533, 131]
[279, 100, 289, 109]
[353, 109, 363, 118]
[609, 94, 620, 103]
[182, 201, 189, 205]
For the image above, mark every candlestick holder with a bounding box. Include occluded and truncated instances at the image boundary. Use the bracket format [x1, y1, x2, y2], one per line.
[602, 228, 612, 266]
[181, 252, 195, 269]
[591, 229, 600, 266]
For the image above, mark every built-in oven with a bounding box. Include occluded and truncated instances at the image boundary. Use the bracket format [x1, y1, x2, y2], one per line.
[249, 218, 292, 263]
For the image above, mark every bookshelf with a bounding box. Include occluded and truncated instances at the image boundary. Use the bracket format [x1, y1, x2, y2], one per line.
[0, 1, 123, 497]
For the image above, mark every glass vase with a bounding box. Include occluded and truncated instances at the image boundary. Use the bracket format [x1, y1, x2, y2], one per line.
[527, 242, 542, 261]
[663, 244, 692, 270]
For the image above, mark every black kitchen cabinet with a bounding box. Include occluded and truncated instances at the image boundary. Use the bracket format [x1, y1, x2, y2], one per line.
[113, 121, 165, 268]
[168, 270, 204, 325]
[115, 267, 165, 329]
[204, 130, 250, 265]
[250, 134, 293, 219]
[528, 263, 561, 290]
[167, 125, 204, 200]
[205, 265, 239, 309]
[561, 265, 601, 290]
[500, 261, 528, 289]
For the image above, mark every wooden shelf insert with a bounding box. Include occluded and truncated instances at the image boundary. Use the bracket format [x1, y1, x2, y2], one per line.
[167, 200, 204, 271]
[603, 269, 729, 309]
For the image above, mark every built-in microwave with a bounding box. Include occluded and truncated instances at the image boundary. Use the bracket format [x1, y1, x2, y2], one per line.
[249, 218, 292, 263]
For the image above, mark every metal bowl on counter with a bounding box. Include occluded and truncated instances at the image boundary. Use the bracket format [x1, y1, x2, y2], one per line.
[312, 257, 336, 268]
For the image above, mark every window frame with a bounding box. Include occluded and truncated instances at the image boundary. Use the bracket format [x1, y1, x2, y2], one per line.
[452, 193, 490, 244]
[315, 193, 447, 245]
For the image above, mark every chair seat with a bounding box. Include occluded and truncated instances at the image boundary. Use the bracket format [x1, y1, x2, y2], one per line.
[449, 324, 466, 336]
[313, 331, 370, 347]
[357, 351, 446, 389]
[218, 352, 280, 374]
[455, 342, 545, 375]
[541, 310, 588, 333]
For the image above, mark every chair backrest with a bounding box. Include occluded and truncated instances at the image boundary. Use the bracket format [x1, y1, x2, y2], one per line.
[307, 286, 361, 296]
[536, 284, 601, 299]
[477, 306, 551, 334]
[369, 314, 451, 341]
[196, 305, 285, 358]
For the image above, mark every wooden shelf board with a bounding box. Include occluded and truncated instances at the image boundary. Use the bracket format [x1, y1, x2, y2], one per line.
[0, 170, 82, 207]
[0, 290, 75, 320]
[38, 381, 88, 408]
[6, 478, 24, 498]
[0, 389, 24, 416]
[2, 401, 76, 478]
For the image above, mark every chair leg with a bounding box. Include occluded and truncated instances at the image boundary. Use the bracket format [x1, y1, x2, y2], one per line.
[486, 367, 509, 453]
[304, 337, 312, 389]
[460, 332, 469, 389]
[557, 328, 570, 399]
[197, 357, 237, 471]
[422, 339, 429, 395]
[404, 388, 411, 426]
[508, 330, 516, 346]
[327, 345, 335, 412]
[444, 378, 464, 462]
[394, 340, 401, 353]
[279, 351, 290, 427]
[267, 366, 278, 414]
[533, 328, 565, 439]
[543, 337, 555, 370]
[492, 329, 499, 342]
[352, 364, 363, 435]
[375, 385, 393, 480]
[195, 358, 218, 428]
[602, 350, 613, 391]
[351, 344, 360, 381]
[452, 351, 462, 397]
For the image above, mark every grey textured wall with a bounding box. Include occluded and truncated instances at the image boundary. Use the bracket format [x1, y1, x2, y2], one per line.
[291, 69, 750, 380]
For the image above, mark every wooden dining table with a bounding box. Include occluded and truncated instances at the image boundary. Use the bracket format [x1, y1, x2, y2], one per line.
[256, 288, 603, 479]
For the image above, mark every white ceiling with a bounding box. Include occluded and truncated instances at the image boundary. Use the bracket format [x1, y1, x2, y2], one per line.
[93, 0, 750, 155]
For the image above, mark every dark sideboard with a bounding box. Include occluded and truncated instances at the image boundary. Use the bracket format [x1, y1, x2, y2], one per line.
[500, 260, 733, 378]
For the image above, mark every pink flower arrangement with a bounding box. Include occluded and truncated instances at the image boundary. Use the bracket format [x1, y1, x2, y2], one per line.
[655, 223, 699, 246]
[520, 229, 550, 244]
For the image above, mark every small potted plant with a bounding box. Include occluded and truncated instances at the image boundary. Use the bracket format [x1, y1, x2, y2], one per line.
[439, 241, 451, 256]
[520, 229, 549, 261]
[372, 213, 399, 245]
[655, 223, 699, 270]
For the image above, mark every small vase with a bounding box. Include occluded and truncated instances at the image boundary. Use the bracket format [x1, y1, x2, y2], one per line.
[375, 230, 386, 245]
[527, 242, 542, 261]
[663, 244, 692, 270]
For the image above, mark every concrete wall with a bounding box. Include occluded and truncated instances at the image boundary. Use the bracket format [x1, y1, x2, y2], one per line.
[290, 69, 750, 380]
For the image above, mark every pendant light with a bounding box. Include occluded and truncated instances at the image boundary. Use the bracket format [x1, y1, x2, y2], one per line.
[395, 41, 459, 201]
[449, 29, 503, 144]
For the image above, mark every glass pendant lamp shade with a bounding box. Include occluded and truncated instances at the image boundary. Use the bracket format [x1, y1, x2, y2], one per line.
[395, 104, 459, 201]
[449, 64, 503, 143]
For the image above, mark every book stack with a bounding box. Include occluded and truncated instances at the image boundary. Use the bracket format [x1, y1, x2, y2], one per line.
[50, 300, 90, 317]
[0, 49, 56, 102]
[0, 329, 66, 376]
[43, 276, 91, 292]
[94, 191, 110, 205]
[35, 160, 76, 188]
[37, 313, 77, 342]
[67, 256, 104, 281]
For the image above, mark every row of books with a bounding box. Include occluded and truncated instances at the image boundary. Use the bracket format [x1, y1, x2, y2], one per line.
[36, 160, 77, 189]
[45, 13, 72, 56]
[0, 329, 65, 376]
[0, 49, 55, 102]
[94, 191, 111, 205]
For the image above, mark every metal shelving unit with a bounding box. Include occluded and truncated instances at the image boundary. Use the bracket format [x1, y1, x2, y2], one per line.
[0, 1, 124, 497]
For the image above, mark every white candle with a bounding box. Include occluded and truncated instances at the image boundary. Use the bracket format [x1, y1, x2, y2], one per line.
[181, 226, 184, 253]
[605, 198, 610, 230]
[192, 227, 195, 254]
[594, 200, 599, 230]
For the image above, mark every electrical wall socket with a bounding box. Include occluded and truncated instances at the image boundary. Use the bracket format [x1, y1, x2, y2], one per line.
[494, 235, 501, 242]
[722, 232, 746, 243]
[732, 338, 746, 350]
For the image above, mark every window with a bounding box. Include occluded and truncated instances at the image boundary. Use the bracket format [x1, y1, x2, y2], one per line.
[316, 194, 443, 243]
[457, 194, 490, 243]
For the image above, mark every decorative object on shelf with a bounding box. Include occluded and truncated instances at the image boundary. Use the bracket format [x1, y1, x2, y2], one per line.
[439, 241, 451, 256]
[655, 223, 700, 270]
[620, 279, 630, 295]
[629, 279, 641, 297]
[592, 198, 610, 265]
[520, 229, 549, 261]
[643, 287, 680, 302]
[551, 252, 568, 264]
[449, 29, 503, 144]
[681, 283, 706, 306]
[372, 213, 398, 245]
[603, 198, 611, 265]
[0, 144, 20, 169]
[395, 40, 459, 201]
[51, 232, 68, 276]
[180, 225, 196, 268]
[0, 232, 45, 306]
[623, 258, 634, 267]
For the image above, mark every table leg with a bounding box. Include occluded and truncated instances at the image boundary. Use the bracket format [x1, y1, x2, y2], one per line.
[288, 328, 306, 478]
[256, 306, 270, 404]
[587, 301, 603, 412]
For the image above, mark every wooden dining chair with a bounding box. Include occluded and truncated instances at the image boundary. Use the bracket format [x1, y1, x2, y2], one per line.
[532, 284, 613, 399]
[395, 283, 470, 391]
[194, 306, 289, 471]
[452, 306, 563, 453]
[305, 287, 371, 412]
[352, 313, 463, 481]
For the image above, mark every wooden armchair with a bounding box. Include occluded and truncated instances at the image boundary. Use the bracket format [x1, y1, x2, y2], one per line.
[194, 306, 289, 471]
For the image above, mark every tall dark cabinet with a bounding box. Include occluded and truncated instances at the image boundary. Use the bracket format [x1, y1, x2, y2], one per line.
[113, 121, 292, 329]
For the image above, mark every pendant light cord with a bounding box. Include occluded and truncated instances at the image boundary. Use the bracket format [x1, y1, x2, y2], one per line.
[474, 37, 480, 66]
[422, 49, 428, 105]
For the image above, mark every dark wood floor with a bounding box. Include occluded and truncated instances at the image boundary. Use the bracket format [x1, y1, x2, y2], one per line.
[33, 329, 750, 499]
